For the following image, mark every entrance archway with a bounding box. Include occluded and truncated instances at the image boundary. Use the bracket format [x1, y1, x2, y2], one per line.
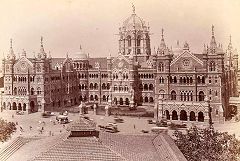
[190, 111, 196, 121]
[172, 110, 178, 120]
[30, 101, 35, 112]
[180, 110, 187, 121]
[23, 103, 26, 111]
[198, 112, 204, 122]
[114, 97, 117, 105]
[165, 110, 170, 120]
[18, 103, 22, 111]
[13, 102, 17, 110]
[125, 98, 129, 105]
[120, 98, 123, 105]
[8, 102, 11, 110]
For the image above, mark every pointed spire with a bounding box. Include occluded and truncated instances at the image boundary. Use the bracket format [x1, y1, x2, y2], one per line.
[230, 35, 232, 44]
[66, 52, 69, 58]
[132, 3, 135, 14]
[161, 28, 164, 40]
[80, 44, 82, 50]
[10, 38, 13, 49]
[177, 40, 179, 46]
[160, 28, 166, 49]
[40, 36, 45, 54]
[210, 25, 217, 50]
[212, 25, 214, 37]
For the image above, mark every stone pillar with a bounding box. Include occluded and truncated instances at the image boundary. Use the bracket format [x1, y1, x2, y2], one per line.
[169, 115, 172, 121]
[93, 104, 97, 115]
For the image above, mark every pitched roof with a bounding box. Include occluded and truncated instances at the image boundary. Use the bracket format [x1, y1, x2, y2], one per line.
[32, 137, 126, 161]
[67, 117, 96, 132]
[99, 132, 187, 161]
[88, 57, 107, 69]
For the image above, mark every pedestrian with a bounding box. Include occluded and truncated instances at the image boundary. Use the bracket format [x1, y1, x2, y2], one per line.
[133, 124, 136, 129]
[41, 126, 44, 131]
[60, 130, 62, 133]
[29, 126, 32, 131]
[20, 126, 23, 132]
[12, 114, 14, 119]
[63, 124, 65, 128]
[16, 122, 18, 125]
[49, 131, 52, 136]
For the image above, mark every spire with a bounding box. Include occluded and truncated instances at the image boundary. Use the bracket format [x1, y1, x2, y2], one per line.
[210, 25, 217, 50]
[212, 25, 214, 37]
[66, 52, 69, 58]
[160, 28, 166, 49]
[8, 38, 15, 60]
[10, 38, 13, 49]
[80, 44, 82, 50]
[228, 35, 233, 50]
[132, 3, 135, 14]
[40, 36, 45, 53]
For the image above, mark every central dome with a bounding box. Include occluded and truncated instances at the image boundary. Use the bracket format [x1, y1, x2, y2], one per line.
[122, 13, 145, 30]
[72, 46, 88, 60]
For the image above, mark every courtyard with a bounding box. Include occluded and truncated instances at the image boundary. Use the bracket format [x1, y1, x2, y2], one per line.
[1, 108, 240, 150]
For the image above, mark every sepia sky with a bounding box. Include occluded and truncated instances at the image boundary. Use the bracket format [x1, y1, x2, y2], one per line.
[0, 0, 240, 59]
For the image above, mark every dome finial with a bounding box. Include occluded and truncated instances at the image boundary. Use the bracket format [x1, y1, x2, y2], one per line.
[132, 3, 135, 14]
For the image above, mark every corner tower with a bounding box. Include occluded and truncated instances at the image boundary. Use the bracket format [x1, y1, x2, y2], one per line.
[118, 5, 151, 62]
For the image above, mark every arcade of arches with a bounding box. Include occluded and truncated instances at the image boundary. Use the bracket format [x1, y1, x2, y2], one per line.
[2, 101, 35, 112]
[164, 110, 205, 122]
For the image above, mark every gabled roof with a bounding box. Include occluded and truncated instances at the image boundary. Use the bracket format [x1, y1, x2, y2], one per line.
[170, 50, 203, 66]
[111, 54, 130, 65]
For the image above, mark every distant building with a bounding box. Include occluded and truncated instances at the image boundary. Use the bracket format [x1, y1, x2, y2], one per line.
[0, 7, 238, 122]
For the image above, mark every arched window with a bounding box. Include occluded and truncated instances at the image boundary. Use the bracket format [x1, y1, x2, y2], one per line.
[90, 83, 93, 90]
[171, 91, 176, 100]
[95, 95, 98, 101]
[14, 87, 17, 95]
[149, 97, 154, 103]
[144, 84, 148, 91]
[102, 83, 106, 90]
[190, 111, 196, 121]
[103, 95, 106, 101]
[94, 83, 98, 89]
[145, 97, 148, 103]
[174, 76, 177, 83]
[209, 61, 216, 71]
[31, 88, 34, 95]
[198, 112, 204, 122]
[90, 95, 94, 101]
[202, 76, 205, 84]
[127, 35, 131, 47]
[199, 91, 205, 101]
[149, 84, 154, 91]
[159, 62, 164, 72]
[137, 35, 141, 46]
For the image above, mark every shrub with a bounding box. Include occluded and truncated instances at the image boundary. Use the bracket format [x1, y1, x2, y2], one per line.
[0, 119, 16, 142]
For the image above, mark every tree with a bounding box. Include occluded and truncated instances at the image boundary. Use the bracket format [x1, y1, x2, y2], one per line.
[0, 118, 16, 142]
[173, 126, 240, 161]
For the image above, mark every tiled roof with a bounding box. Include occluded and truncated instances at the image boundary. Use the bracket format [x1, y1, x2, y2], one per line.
[99, 132, 187, 161]
[32, 137, 126, 161]
[67, 117, 96, 132]
[88, 57, 107, 69]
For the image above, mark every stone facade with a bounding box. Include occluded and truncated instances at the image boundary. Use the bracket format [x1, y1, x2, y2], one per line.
[1, 9, 238, 123]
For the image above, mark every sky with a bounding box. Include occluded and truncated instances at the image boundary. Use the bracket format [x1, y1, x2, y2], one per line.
[0, 0, 239, 59]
